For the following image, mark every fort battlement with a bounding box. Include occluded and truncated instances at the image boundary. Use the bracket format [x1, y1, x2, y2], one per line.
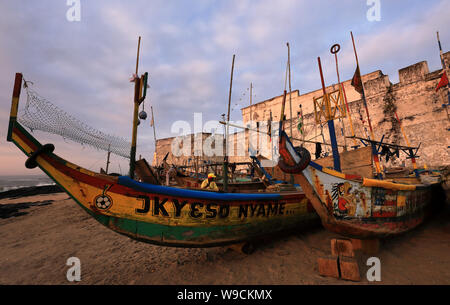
[155, 52, 450, 168]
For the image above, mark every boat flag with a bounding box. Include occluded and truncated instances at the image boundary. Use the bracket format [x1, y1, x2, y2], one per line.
[435, 71, 449, 91]
[351, 65, 363, 94]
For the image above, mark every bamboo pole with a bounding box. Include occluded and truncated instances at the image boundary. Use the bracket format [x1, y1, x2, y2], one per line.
[129, 36, 141, 178]
[287, 43, 293, 139]
[105, 144, 111, 174]
[331, 43, 355, 149]
[151, 106, 157, 151]
[224, 54, 235, 192]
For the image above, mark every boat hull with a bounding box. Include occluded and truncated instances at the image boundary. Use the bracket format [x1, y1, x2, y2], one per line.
[299, 162, 442, 239]
[9, 122, 318, 247]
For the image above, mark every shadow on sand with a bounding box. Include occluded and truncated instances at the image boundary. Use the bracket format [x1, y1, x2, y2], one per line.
[0, 200, 53, 219]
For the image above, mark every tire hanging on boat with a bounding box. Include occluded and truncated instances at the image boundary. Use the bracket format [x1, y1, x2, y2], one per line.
[25, 143, 55, 169]
[277, 146, 311, 174]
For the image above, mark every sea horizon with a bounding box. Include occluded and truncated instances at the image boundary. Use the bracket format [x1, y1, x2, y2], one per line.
[0, 174, 55, 192]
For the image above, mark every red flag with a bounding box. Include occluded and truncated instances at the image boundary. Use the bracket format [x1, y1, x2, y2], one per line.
[436, 71, 449, 91]
[351, 65, 363, 94]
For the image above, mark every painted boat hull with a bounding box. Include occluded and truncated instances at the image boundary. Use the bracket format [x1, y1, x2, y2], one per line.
[297, 162, 442, 239]
[8, 122, 318, 247]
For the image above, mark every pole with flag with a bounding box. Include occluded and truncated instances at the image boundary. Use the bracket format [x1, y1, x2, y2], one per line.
[436, 31, 450, 119]
[350, 31, 382, 178]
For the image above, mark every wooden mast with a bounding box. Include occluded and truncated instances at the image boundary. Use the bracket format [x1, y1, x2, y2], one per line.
[223, 54, 235, 192]
[129, 36, 141, 179]
[331, 43, 355, 150]
[249, 82, 252, 124]
[105, 144, 111, 174]
[287, 42, 293, 139]
[317, 57, 341, 171]
[151, 106, 157, 151]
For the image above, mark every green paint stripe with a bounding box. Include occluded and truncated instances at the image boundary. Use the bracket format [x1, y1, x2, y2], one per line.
[7, 117, 17, 142]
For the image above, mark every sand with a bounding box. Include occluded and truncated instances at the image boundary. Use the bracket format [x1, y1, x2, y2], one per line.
[0, 193, 449, 285]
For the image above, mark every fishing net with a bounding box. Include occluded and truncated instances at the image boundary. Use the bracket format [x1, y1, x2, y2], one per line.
[17, 85, 131, 159]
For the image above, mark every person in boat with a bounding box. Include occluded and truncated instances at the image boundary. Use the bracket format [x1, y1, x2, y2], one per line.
[201, 173, 219, 191]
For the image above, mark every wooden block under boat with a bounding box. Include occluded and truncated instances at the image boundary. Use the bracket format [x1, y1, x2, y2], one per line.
[339, 257, 361, 282]
[317, 255, 340, 279]
[331, 238, 354, 258]
[351, 239, 380, 255]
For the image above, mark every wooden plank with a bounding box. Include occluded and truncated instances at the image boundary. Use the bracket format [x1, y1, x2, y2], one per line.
[135, 158, 160, 184]
[315, 146, 373, 178]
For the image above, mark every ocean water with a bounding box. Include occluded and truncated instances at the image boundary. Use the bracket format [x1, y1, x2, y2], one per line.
[0, 175, 55, 192]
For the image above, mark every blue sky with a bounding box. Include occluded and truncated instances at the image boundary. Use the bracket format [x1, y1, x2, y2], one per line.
[0, 0, 449, 175]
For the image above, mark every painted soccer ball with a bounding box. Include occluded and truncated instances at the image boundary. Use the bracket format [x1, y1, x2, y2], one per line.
[95, 195, 112, 210]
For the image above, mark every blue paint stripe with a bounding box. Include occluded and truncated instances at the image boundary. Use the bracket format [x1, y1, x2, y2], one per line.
[118, 176, 282, 201]
[309, 161, 323, 171]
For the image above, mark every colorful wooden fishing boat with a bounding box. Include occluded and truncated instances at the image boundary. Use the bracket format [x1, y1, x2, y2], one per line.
[279, 143, 442, 238]
[7, 72, 318, 247]
[277, 38, 444, 239]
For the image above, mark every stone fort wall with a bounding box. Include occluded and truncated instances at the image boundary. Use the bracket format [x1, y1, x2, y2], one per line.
[155, 52, 450, 169]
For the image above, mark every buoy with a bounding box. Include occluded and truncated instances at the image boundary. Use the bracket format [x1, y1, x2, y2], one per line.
[139, 110, 147, 120]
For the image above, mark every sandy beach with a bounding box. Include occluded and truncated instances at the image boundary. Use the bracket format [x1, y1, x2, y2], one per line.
[0, 192, 449, 285]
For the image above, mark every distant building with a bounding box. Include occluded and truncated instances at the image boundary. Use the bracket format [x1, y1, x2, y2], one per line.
[156, 52, 450, 168]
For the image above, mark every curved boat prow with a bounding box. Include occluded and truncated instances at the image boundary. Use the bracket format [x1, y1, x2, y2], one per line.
[6, 73, 318, 247]
[277, 131, 443, 239]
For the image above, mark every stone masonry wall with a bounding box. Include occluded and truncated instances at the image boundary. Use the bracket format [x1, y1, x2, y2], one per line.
[155, 52, 450, 169]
